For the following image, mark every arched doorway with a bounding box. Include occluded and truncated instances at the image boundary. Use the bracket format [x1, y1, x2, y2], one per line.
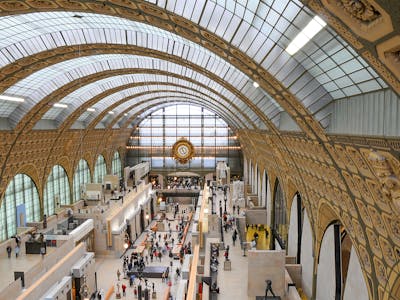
[272, 180, 286, 250]
[288, 192, 303, 264]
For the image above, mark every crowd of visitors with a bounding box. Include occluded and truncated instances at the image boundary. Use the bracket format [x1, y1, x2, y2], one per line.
[108, 204, 194, 299]
[166, 176, 202, 190]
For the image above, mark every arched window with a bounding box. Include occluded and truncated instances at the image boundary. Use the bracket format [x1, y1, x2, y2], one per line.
[112, 151, 122, 177]
[0, 174, 40, 241]
[44, 165, 70, 216]
[94, 155, 106, 183]
[73, 159, 90, 202]
[273, 180, 287, 249]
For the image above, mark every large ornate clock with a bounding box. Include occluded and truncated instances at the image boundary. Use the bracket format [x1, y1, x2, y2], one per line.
[172, 138, 195, 164]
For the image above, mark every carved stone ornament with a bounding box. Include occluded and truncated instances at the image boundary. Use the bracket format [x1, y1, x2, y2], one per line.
[340, 0, 380, 22]
[171, 138, 195, 164]
[321, 0, 393, 42]
[377, 36, 400, 83]
[368, 150, 400, 213]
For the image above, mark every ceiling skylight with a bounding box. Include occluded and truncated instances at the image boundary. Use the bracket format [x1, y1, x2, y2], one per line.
[0, 95, 24, 102]
[53, 103, 68, 108]
[286, 16, 327, 55]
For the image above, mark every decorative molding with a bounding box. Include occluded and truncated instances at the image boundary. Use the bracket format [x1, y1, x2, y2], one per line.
[362, 49, 400, 95]
[377, 35, 400, 83]
[340, 0, 380, 22]
[321, 0, 393, 42]
[368, 150, 400, 213]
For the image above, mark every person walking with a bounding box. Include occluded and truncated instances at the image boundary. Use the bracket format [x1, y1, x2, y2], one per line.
[15, 245, 20, 258]
[6, 246, 11, 258]
[224, 249, 229, 261]
[251, 239, 257, 250]
[232, 232, 237, 246]
[121, 283, 127, 296]
[161, 272, 166, 283]
[253, 231, 259, 241]
[117, 269, 121, 281]
[158, 251, 162, 262]
[116, 283, 120, 297]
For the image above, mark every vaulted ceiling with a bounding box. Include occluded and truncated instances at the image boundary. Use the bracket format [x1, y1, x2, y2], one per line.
[0, 0, 398, 140]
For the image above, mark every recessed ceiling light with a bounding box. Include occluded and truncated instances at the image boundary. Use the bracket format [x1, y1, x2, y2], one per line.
[108, 111, 114, 114]
[87, 108, 96, 112]
[0, 95, 24, 102]
[53, 103, 68, 108]
[286, 16, 326, 55]
[253, 82, 259, 88]
[124, 113, 128, 116]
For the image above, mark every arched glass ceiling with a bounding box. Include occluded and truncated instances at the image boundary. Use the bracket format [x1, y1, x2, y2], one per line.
[79, 92, 248, 130]
[0, 9, 388, 132]
[0, 11, 198, 66]
[77, 88, 250, 129]
[3, 54, 269, 129]
[108, 98, 236, 129]
[0, 12, 276, 130]
[131, 102, 232, 128]
[96, 97, 243, 130]
[71, 74, 254, 126]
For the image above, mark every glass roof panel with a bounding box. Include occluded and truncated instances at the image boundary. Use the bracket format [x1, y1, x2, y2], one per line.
[50, 71, 251, 127]
[116, 99, 238, 129]
[0, 101, 20, 117]
[83, 88, 244, 126]
[111, 97, 243, 129]
[3, 54, 266, 127]
[0, 12, 214, 68]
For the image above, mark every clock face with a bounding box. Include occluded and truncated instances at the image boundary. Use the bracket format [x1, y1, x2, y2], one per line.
[177, 145, 189, 158]
[172, 138, 195, 164]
